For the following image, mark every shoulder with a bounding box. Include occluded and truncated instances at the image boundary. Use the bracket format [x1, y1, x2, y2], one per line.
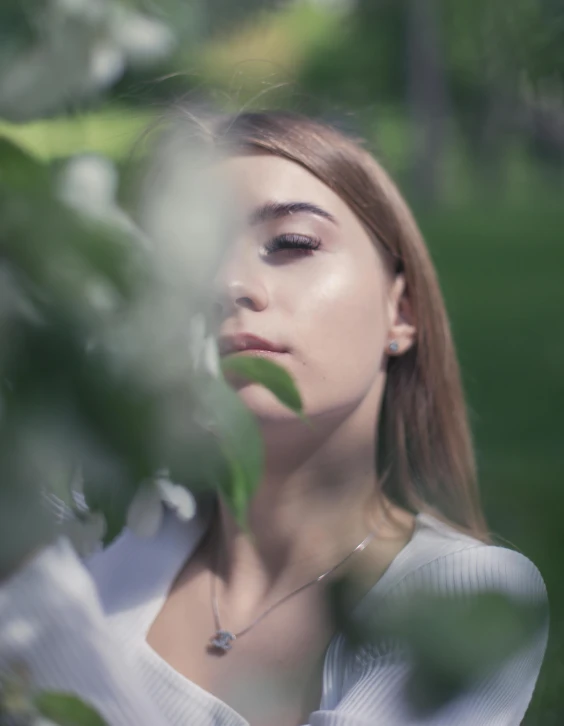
[387, 514, 547, 606]
[323, 517, 549, 718]
[408, 544, 548, 612]
[86, 507, 209, 615]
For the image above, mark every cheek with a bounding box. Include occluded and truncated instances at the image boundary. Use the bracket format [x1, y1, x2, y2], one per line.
[290, 261, 389, 392]
[233, 256, 391, 421]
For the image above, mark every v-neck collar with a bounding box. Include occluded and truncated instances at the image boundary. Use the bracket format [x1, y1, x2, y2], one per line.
[139, 505, 249, 725]
[90, 503, 466, 725]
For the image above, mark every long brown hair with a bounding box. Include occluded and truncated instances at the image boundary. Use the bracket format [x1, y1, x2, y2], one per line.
[173, 109, 488, 541]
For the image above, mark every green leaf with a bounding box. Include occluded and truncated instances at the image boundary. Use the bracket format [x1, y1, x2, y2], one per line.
[220, 446, 253, 532]
[203, 378, 264, 528]
[35, 692, 108, 726]
[0, 137, 48, 190]
[220, 355, 304, 416]
[331, 584, 547, 718]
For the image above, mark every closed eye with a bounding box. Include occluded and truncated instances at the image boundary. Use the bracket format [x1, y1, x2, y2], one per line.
[263, 233, 322, 256]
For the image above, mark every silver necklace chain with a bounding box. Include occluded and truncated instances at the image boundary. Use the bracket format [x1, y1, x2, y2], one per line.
[209, 515, 384, 653]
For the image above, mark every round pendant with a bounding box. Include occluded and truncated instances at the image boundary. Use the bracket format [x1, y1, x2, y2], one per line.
[210, 629, 236, 652]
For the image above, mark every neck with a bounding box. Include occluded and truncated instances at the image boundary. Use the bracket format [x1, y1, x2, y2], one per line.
[212, 406, 389, 613]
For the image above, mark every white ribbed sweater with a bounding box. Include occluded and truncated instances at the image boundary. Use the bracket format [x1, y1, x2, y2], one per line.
[0, 507, 548, 726]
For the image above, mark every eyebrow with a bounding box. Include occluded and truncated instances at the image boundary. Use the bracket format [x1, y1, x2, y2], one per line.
[249, 201, 338, 227]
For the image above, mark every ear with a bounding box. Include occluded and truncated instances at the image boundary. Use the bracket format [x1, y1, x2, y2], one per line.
[386, 274, 416, 356]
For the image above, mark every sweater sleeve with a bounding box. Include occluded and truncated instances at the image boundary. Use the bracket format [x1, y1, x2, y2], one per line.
[0, 538, 169, 726]
[305, 546, 549, 726]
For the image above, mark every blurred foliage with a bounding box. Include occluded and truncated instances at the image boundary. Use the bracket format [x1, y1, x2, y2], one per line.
[0, 666, 109, 725]
[221, 355, 304, 419]
[330, 574, 547, 717]
[0, 108, 153, 162]
[35, 692, 108, 726]
[0, 0, 174, 122]
[195, 2, 341, 102]
[0, 1, 306, 573]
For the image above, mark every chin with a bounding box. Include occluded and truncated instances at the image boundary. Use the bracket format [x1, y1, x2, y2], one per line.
[235, 383, 299, 421]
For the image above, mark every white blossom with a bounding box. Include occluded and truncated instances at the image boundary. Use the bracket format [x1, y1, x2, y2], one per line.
[157, 476, 197, 522]
[111, 10, 175, 64]
[127, 472, 196, 538]
[202, 335, 220, 378]
[0, 0, 176, 121]
[59, 154, 118, 216]
[88, 40, 126, 88]
[58, 154, 143, 252]
[189, 314, 220, 378]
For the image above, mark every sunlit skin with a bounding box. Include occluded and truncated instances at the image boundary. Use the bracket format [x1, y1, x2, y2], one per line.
[213, 152, 416, 575]
[216, 158, 396, 424]
[147, 153, 417, 726]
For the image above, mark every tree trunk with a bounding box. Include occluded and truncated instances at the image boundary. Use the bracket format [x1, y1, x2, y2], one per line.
[406, 0, 449, 205]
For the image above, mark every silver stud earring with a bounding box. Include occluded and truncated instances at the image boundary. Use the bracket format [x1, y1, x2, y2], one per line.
[388, 340, 399, 353]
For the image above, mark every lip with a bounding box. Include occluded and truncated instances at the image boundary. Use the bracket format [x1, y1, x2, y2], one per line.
[218, 333, 287, 357]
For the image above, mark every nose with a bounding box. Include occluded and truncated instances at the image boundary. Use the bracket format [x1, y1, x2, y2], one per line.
[212, 249, 269, 319]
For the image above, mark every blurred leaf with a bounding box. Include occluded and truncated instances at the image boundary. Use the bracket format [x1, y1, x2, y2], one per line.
[0, 136, 48, 190]
[221, 355, 304, 416]
[0, 665, 37, 723]
[0, 411, 57, 579]
[330, 577, 547, 717]
[221, 447, 253, 532]
[203, 378, 263, 529]
[0, 108, 154, 162]
[0, 0, 175, 122]
[35, 692, 107, 726]
[154, 397, 229, 498]
[0, 188, 136, 327]
[77, 353, 158, 481]
[402, 592, 546, 715]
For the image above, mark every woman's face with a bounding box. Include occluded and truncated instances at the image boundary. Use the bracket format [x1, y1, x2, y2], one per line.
[214, 153, 406, 423]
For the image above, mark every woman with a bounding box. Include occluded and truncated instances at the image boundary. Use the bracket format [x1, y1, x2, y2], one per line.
[0, 112, 548, 726]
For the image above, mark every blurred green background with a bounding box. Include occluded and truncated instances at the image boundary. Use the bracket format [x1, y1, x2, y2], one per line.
[1, 1, 562, 722]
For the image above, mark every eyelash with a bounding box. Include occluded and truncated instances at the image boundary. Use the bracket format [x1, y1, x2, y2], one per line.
[263, 233, 322, 256]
